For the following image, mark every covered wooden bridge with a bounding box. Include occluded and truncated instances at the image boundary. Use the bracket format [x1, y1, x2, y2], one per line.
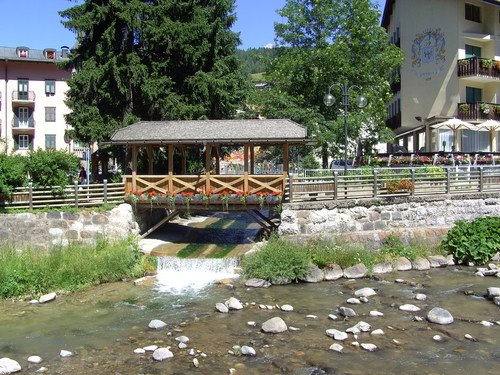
[108, 119, 310, 235]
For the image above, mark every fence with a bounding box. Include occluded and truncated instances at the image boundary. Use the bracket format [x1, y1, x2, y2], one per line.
[0, 181, 125, 210]
[286, 166, 500, 202]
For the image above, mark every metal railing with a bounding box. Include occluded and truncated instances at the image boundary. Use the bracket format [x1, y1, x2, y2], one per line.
[0, 181, 125, 209]
[286, 166, 500, 202]
[11, 90, 36, 101]
[12, 117, 35, 128]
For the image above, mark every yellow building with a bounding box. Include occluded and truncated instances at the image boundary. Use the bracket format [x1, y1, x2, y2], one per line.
[382, 0, 500, 153]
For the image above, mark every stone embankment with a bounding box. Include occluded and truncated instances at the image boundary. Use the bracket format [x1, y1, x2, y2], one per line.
[0, 204, 139, 249]
[280, 193, 500, 247]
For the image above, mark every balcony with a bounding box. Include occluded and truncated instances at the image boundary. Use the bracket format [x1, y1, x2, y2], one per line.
[457, 102, 500, 121]
[457, 57, 500, 82]
[386, 113, 401, 130]
[11, 91, 36, 106]
[12, 117, 35, 132]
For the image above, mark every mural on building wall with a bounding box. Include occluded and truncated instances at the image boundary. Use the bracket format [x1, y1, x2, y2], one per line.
[411, 28, 446, 80]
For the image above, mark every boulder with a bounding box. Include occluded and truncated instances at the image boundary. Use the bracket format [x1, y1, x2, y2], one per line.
[360, 343, 378, 352]
[241, 346, 256, 356]
[347, 298, 361, 304]
[143, 345, 158, 352]
[338, 306, 356, 317]
[215, 302, 229, 313]
[487, 287, 500, 297]
[39, 292, 56, 304]
[59, 350, 73, 358]
[396, 257, 412, 271]
[27, 356, 42, 364]
[148, 319, 167, 330]
[280, 304, 294, 312]
[245, 278, 271, 288]
[152, 348, 173, 361]
[412, 258, 430, 271]
[372, 263, 393, 274]
[329, 343, 344, 352]
[354, 321, 371, 332]
[414, 293, 427, 301]
[399, 304, 421, 312]
[427, 256, 448, 268]
[343, 263, 368, 279]
[225, 297, 243, 310]
[302, 264, 324, 283]
[325, 329, 348, 341]
[369, 310, 384, 317]
[0, 358, 21, 374]
[323, 264, 344, 280]
[261, 317, 288, 333]
[427, 307, 454, 325]
[354, 287, 377, 298]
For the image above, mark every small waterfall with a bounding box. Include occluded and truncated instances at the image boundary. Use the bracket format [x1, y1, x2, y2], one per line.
[155, 256, 240, 294]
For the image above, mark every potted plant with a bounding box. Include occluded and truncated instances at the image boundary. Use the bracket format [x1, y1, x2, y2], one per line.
[482, 58, 493, 69]
[480, 103, 491, 114]
[459, 103, 470, 113]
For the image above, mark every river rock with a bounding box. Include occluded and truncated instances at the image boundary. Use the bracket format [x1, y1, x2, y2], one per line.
[241, 346, 256, 356]
[329, 343, 344, 352]
[152, 348, 173, 361]
[343, 263, 368, 279]
[433, 335, 444, 342]
[175, 335, 189, 343]
[281, 304, 294, 312]
[59, 350, 73, 358]
[338, 306, 356, 317]
[446, 255, 455, 266]
[272, 277, 291, 285]
[35, 367, 47, 373]
[193, 358, 200, 368]
[326, 329, 348, 341]
[487, 287, 500, 297]
[346, 326, 360, 334]
[360, 343, 378, 352]
[216, 302, 229, 313]
[414, 293, 427, 301]
[464, 334, 476, 341]
[262, 317, 287, 333]
[427, 255, 448, 268]
[225, 297, 243, 310]
[148, 319, 167, 329]
[323, 264, 344, 280]
[134, 348, 146, 354]
[494, 297, 500, 306]
[372, 263, 393, 274]
[399, 304, 421, 312]
[0, 358, 21, 374]
[412, 258, 430, 271]
[302, 264, 324, 283]
[371, 329, 385, 335]
[355, 287, 377, 298]
[427, 307, 454, 325]
[480, 321, 494, 327]
[483, 269, 498, 276]
[306, 314, 318, 319]
[39, 292, 56, 304]
[347, 298, 361, 304]
[245, 278, 271, 288]
[28, 299, 38, 305]
[354, 321, 371, 332]
[396, 257, 412, 271]
[370, 310, 384, 317]
[143, 345, 158, 351]
[491, 252, 500, 261]
[27, 356, 42, 364]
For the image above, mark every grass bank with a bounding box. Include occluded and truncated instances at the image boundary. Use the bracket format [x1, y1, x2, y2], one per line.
[0, 237, 156, 299]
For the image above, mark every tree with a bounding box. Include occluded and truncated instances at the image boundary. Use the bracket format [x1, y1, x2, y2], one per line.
[255, 0, 403, 167]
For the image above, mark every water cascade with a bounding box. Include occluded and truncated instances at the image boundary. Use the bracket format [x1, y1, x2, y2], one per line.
[155, 256, 240, 294]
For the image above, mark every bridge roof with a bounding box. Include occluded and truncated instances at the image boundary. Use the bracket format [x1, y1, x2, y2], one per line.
[108, 119, 310, 145]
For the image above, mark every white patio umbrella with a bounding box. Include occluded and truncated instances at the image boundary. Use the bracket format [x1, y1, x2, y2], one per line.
[430, 118, 476, 151]
[475, 119, 500, 132]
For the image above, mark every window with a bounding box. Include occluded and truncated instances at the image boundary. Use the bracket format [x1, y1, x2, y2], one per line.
[16, 47, 29, 58]
[45, 107, 56, 122]
[18, 135, 30, 150]
[45, 135, 56, 150]
[466, 86, 482, 102]
[465, 44, 481, 58]
[16, 107, 31, 128]
[45, 79, 55, 95]
[465, 3, 481, 23]
[17, 79, 29, 100]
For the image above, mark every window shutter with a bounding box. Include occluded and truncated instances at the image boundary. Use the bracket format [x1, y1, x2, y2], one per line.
[13, 136, 19, 150]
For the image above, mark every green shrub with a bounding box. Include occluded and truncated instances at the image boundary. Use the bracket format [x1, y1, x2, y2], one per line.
[27, 149, 80, 192]
[0, 154, 28, 196]
[0, 237, 154, 299]
[242, 236, 310, 282]
[440, 217, 500, 265]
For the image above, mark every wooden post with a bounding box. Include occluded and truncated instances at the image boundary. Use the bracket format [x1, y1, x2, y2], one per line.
[425, 124, 432, 152]
[244, 144, 249, 173]
[131, 145, 138, 191]
[214, 146, 220, 174]
[288, 173, 294, 202]
[333, 171, 338, 200]
[373, 169, 378, 198]
[74, 180, 79, 208]
[411, 168, 416, 196]
[479, 166, 484, 192]
[446, 167, 451, 194]
[103, 179, 108, 204]
[250, 145, 255, 174]
[205, 144, 212, 172]
[146, 146, 154, 175]
[282, 143, 289, 175]
[168, 144, 174, 192]
[180, 146, 187, 175]
[28, 181, 33, 209]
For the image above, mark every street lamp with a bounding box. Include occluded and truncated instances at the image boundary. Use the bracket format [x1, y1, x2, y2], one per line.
[324, 83, 367, 174]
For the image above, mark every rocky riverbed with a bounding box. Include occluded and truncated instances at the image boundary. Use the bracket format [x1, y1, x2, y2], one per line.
[1, 265, 499, 374]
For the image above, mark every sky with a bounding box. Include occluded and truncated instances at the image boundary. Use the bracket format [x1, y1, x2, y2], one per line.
[0, 0, 386, 51]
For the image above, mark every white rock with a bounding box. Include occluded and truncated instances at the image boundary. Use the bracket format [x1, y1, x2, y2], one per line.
[360, 343, 378, 352]
[178, 343, 187, 349]
[241, 346, 256, 356]
[347, 298, 361, 304]
[329, 343, 344, 352]
[306, 314, 318, 319]
[360, 297, 369, 303]
[413, 316, 424, 322]
[354, 321, 371, 332]
[175, 335, 189, 343]
[0, 358, 21, 374]
[35, 367, 48, 373]
[414, 293, 427, 301]
[261, 317, 288, 333]
[143, 345, 158, 352]
[134, 348, 146, 354]
[354, 287, 377, 298]
[338, 306, 357, 317]
[266, 305, 274, 310]
[328, 314, 338, 320]
[152, 348, 173, 361]
[371, 329, 385, 336]
[433, 335, 444, 342]
[346, 326, 360, 334]
[289, 326, 300, 331]
[427, 307, 454, 325]
[39, 292, 56, 304]
[247, 321, 256, 327]
[148, 319, 167, 329]
[259, 304, 267, 309]
[399, 304, 421, 312]
[326, 329, 348, 341]
[27, 356, 42, 364]
[351, 341, 360, 347]
[189, 349, 196, 356]
[225, 297, 243, 310]
[200, 353, 207, 357]
[59, 350, 73, 358]
[464, 334, 476, 341]
[193, 358, 200, 368]
[281, 304, 294, 312]
[370, 310, 384, 317]
[216, 302, 229, 313]
[480, 321, 494, 327]
[28, 300, 38, 305]
[487, 287, 500, 297]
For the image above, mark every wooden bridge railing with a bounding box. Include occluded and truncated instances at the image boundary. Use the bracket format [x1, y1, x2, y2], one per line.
[123, 173, 286, 195]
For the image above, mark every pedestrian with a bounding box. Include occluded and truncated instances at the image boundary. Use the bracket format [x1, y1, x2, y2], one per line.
[79, 167, 87, 184]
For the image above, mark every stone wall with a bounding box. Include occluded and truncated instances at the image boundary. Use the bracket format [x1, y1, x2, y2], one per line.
[279, 193, 500, 248]
[0, 204, 140, 249]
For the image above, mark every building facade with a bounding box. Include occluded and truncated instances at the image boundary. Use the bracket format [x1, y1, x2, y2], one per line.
[382, 0, 500, 153]
[0, 46, 84, 156]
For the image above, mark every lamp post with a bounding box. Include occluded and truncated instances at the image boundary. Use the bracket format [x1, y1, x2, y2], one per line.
[324, 83, 367, 174]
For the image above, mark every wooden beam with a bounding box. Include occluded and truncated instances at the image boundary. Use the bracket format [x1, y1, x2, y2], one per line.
[131, 145, 138, 191]
[244, 144, 249, 173]
[214, 146, 220, 174]
[250, 146, 255, 174]
[140, 210, 179, 239]
[283, 143, 289, 174]
[168, 144, 174, 192]
[146, 146, 154, 175]
[205, 144, 212, 172]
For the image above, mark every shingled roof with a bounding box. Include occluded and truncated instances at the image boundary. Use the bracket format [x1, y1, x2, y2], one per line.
[109, 119, 309, 145]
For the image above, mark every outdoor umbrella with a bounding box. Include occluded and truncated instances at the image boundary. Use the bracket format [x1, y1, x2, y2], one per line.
[430, 118, 476, 152]
[475, 119, 500, 132]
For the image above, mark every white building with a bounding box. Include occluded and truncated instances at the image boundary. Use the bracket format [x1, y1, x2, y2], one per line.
[0, 45, 83, 156]
[382, 0, 500, 153]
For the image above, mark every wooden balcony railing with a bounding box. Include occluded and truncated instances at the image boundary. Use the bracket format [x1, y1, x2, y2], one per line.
[457, 57, 500, 79]
[457, 102, 500, 121]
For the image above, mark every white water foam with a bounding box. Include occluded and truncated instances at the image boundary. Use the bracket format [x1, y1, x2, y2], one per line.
[155, 256, 240, 294]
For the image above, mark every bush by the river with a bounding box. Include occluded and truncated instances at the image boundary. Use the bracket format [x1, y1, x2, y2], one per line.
[440, 216, 500, 265]
[0, 238, 156, 299]
[242, 235, 443, 282]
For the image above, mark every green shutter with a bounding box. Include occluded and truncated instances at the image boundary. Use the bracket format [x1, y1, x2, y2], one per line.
[13, 135, 19, 150]
[29, 136, 34, 150]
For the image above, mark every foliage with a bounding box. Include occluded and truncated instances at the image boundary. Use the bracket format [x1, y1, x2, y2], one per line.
[386, 178, 414, 194]
[0, 238, 155, 299]
[440, 217, 500, 265]
[27, 149, 80, 191]
[236, 47, 278, 75]
[0, 154, 27, 196]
